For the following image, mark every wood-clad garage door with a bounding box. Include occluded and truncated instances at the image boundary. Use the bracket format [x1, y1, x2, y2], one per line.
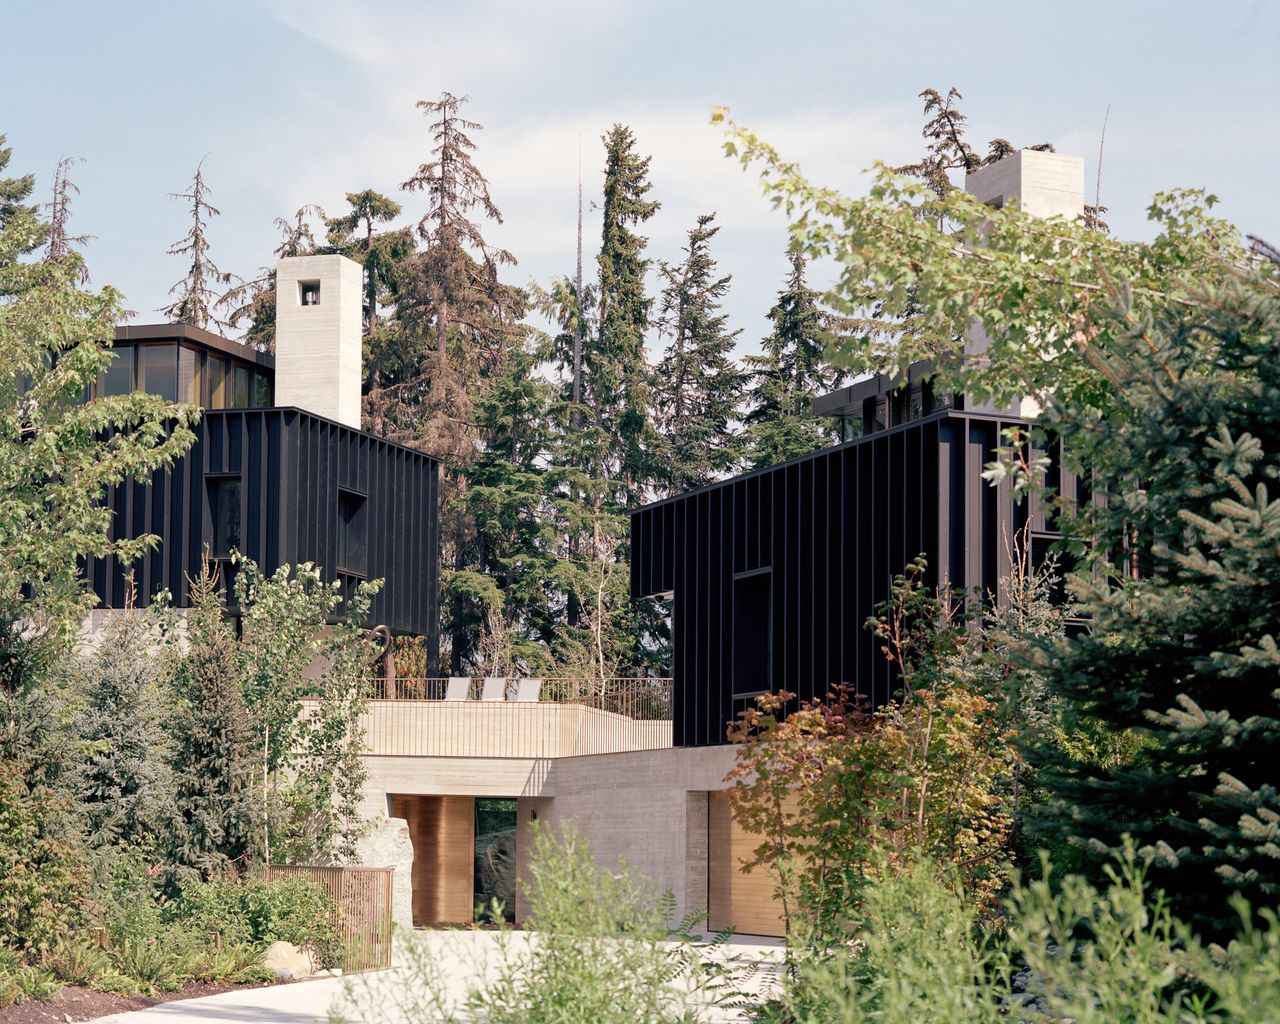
[391, 795, 475, 925]
[707, 791, 786, 937]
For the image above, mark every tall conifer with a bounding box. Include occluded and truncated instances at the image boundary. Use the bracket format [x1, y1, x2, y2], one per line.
[742, 248, 844, 469]
[652, 213, 745, 493]
[592, 124, 659, 502]
[161, 160, 233, 330]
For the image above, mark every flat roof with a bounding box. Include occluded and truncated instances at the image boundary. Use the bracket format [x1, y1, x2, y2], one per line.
[114, 323, 274, 370]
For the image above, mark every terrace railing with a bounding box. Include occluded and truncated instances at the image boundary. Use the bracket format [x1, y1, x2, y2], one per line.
[313, 677, 674, 760]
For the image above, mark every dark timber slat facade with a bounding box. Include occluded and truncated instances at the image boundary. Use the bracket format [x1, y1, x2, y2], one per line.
[86, 407, 441, 652]
[630, 409, 1076, 748]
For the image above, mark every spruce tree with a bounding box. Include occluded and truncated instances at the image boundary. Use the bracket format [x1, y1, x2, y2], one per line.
[742, 248, 844, 469]
[591, 124, 659, 503]
[77, 599, 173, 848]
[1027, 260, 1280, 933]
[161, 160, 233, 331]
[652, 213, 745, 493]
[165, 566, 258, 878]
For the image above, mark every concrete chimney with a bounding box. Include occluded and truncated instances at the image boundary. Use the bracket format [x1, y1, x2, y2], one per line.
[964, 148, 1084, 219]
[274, 254, 363, 429]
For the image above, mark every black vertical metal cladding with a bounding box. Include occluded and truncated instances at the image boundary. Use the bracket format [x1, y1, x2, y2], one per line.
[87, 408, 441, 643]
[629, 410, 1037, 748]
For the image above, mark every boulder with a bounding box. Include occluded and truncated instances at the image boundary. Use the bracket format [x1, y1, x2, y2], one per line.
[263, 940, 317, 980]
[355, 817, 415, 936]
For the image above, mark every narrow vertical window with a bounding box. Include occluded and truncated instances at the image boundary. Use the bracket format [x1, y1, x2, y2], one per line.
[208, 477, 242, 558]
[98, 347, 135, 396]
[337, 489, 368, 576]
[733, 569, 772, 696]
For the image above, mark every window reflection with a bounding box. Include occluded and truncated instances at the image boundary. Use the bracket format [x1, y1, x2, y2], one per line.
[208, 357, 227, 408]
[98, 349, 134, 396]
[232, 366, 249, 407]
[137, 345, 178, 402]
[179, 346, 202, 405]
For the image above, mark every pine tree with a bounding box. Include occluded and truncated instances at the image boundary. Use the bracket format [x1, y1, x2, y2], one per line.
[591, 124, 659, 503]
[742, 248, 844, 469]
[165, 566, 258, 878]
[1027, 260, 1280, 933]
[161, 160, 233, 331]
[77, 595, 173, 848]
[652, 213, 745, 493]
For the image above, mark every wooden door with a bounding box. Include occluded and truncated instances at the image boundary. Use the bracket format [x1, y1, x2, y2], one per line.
[392, 794, 476, 925]
[707, 791, 786, 937]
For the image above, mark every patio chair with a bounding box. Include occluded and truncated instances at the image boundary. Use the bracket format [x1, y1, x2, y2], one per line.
[480, 677, 507, 701]
[445, 677, 471, 701]
[513, 678, 542, 702]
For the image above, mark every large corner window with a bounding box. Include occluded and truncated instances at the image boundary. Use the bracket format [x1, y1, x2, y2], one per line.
[231, 365, 250, 408]
[137, 344, 178, 402]
[733, 569, 772, 696]
[207, 356, 228, 409]
[252, 371, 272, 408]
[208, 476, 242, 558]
[178, 346, 202, 405]
[337, 489, 368, 577]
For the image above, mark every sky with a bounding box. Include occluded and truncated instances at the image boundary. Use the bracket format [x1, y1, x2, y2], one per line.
[5, 0, 1279, 358]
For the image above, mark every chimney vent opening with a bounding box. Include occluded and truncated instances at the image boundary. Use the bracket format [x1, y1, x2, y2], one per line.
[299, 280, 321, 306]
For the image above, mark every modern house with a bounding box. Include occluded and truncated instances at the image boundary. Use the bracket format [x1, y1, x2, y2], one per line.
[94, 150, 1088, 941]
[85, 255, 442, 649]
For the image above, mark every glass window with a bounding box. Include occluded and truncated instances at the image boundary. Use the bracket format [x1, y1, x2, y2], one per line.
[252, 371, 272, 408]
[733, 570, 772, 696]
[208, 477, 242, 557]
[137, 345, 178, 402]
[207, 357, 227, 408]
[231, 365, 250, 407]
[178, 346, 202, 406]
[337, 490, 367, 576]
[98, 348, 134, 396]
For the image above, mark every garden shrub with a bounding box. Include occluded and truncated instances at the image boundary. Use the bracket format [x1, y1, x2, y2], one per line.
[0, 762, 93, 955]
[167, 875, 342, 968]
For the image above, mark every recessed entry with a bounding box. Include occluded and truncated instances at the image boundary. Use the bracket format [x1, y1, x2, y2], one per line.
[298, 280, 321, 306]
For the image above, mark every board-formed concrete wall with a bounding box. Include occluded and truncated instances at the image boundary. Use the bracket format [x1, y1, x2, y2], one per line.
[514, 745, 736, 925]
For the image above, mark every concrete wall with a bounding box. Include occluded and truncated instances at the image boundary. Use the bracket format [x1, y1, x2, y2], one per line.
[275, 254, 363, 429]
[514, 745, 736, 924]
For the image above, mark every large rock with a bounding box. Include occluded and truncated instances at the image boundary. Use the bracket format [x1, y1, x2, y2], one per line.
[263, 940, 316, 980]
[355, 816, 415, 937]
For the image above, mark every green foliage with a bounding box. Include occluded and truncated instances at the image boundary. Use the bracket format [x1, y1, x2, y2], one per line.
[652, 212, 746, 494]
[0, 134, 197, 664]
[0, 761, 92, 955]
[0, 960, 61, 1008]
[76, 602, 174, 848]
[167, 875, 342, 968]
[1022, 268, 1280, 931]
[743, 247, 847, 469]
[164, 564, 259, 879]
[333, 823, 742, 1024]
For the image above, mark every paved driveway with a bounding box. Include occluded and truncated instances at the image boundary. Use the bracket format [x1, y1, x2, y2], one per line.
[90, 931, 784, 1024]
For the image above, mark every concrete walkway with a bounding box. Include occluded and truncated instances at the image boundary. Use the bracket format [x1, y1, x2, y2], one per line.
[89, 930, 785, 1024]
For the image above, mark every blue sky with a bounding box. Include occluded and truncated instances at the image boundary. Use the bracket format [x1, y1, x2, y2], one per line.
[6, 0, 1278, 355]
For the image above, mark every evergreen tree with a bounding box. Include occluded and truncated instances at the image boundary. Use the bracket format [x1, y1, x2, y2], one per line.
[161, 160, 233, 330]
[1026, 260, 1280, 933]
[742, 248, 844, 469]
[76, 596, 173, 848]
[591, 124, 659, 503]
[325, 189, 411, 335]
[228, 203, 326, 352]
[652, 213, 745, 493]
[44, 156, 90, 283]
[391, 92, 525, 671]
[165, 566, 258, 878]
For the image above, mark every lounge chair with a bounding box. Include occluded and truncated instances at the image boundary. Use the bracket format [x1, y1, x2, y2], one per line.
[445, 677, 471, 701]
[513, 678, 542, 702]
